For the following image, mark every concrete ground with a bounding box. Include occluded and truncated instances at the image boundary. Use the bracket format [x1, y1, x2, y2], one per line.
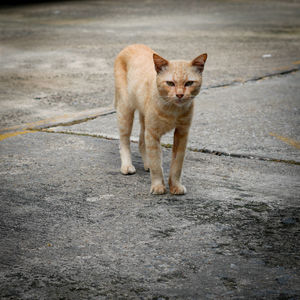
[0, 0, 300, 299]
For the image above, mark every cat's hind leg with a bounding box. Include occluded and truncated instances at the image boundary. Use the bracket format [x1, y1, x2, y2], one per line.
[117, 105, 136, 175]
[138, 113, 149, 172]
[114, 56, 136, 175]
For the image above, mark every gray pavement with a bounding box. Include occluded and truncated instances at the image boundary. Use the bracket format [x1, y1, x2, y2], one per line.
[1, 0, 300, 299]
[1, 132, 300, 299]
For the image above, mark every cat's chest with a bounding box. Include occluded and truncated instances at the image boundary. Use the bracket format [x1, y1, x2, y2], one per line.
[159, 118, 177, 134]
[148, 114, 190, 136]
[145, 102, 193, 136]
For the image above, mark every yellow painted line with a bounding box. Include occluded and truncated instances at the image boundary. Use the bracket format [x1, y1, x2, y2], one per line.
[272, 66, 293, 72]
[234, 78, 246, 83]
[0, 106, 115, 134]
[0, 130, 37, 142]
[292, 60, 300, 65]
[0, 114, 71, 133]
[269, 132, 300, 150]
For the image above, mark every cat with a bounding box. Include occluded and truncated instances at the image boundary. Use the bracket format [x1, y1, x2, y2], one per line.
[114, 44, 207, 195]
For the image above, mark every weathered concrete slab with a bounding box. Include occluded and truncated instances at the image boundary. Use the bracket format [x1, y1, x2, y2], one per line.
[0, 131, 299, 299]
[47, 72, 300, 162]
[1, 0, 300, 127]
[0, 0, 299, 298]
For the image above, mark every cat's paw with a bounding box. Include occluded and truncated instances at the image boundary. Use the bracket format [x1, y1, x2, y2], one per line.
[120, 165, 136, 175]
[170, 184, 187, 195]
[150, 184, 167, 195]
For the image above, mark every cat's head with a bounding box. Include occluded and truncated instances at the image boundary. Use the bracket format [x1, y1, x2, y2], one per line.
[153, 53, 207, 107]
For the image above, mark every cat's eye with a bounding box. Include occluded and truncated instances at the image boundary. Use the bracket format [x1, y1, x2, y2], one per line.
[185, 81, 194, 87]
[166, 81, 175, 87]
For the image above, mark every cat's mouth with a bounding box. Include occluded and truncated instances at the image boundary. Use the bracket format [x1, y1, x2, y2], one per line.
[162, 96, 192, 107]
[174, 97, 191, 106]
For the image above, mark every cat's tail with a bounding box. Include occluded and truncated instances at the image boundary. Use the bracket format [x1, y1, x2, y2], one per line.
[114, 55, 128, 109]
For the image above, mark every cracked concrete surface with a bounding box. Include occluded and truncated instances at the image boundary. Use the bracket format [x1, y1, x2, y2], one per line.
[45, 71, 300, 163]
[0, 0, 300, 299]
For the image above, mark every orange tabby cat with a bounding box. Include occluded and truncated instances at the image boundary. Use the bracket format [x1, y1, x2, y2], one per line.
[114, 44, 207, 195]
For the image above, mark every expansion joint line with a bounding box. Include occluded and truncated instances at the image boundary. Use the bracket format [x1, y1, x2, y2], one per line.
[202, 65, 300, 90]
[30, 65, 300, 131]
[38, 129, 300, 166]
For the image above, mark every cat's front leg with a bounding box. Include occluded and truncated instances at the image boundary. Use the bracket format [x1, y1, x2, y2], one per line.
[145, 129, 166, 195]
[169, 127, 189, 195]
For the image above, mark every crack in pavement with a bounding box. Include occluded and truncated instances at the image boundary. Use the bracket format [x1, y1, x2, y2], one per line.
[0, 107, 115, 134]
[202, 65, 300, 91]
[187, 147, 300, 166]
[37, 129, 300, 166]
[30, 65, 300, 130]
[36, 111, 116, 130]
[30, 67, 300, 166]
[1, 66, 298, 135]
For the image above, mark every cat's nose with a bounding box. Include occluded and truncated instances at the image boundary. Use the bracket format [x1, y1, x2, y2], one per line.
[176, 94, 184, 99]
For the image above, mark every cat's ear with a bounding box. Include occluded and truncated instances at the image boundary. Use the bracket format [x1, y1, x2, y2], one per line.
[153, 53, 169, 74]
[191, 53, 207, 73]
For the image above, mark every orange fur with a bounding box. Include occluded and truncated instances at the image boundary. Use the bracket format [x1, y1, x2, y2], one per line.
[114, 44, 207, 194]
